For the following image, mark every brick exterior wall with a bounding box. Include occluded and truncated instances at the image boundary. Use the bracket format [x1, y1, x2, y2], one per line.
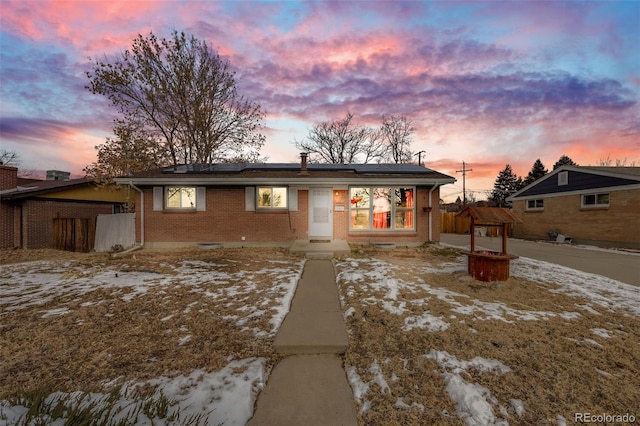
[0, 166, 19, 248]
[21, 200, 114, 249]
[0, 165, 18, 190]
[139, 186, 442, 246]
[0, 202, 18, 249]
[512, 188, 640, 247]
[138, 188, 308, 245]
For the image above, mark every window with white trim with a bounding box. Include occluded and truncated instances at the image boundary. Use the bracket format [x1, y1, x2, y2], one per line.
[582, 193, 609, 208]
[526, 199, 544, 210]
[257, 187, 288, 209]
[166, 187, 196, 209]
[349, 187, 415, 231]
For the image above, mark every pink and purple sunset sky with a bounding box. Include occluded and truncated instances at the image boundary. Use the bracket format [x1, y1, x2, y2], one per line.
[1, 0, 639, 201]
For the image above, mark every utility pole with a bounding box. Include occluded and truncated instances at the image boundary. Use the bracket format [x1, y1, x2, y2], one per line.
[415, 151, 426, 166]
[456, 161, 473, 206]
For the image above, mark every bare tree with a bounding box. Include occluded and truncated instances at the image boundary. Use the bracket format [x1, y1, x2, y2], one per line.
[294, 112, 385, 163]
[595, 156, 638, 167]
[84, 121, 170, 182]
[0, 149, 20, 166]
[380, 115, 414, 163]
[86, 31, 265, 177]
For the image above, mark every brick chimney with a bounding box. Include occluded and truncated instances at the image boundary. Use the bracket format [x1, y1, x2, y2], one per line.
[0, 165, 18, 190]
[299, 152, 309, 175]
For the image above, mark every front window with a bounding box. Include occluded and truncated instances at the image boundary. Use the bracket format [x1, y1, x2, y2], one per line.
[526, 199, 544, 210]
[257, 187, 288, 209]
[166, 187, 196, 209]
[350, 187, 415, 231]
[582, 193, 609, 208]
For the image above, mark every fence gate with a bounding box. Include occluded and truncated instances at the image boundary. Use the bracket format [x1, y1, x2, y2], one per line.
[52, 218, 96, 252]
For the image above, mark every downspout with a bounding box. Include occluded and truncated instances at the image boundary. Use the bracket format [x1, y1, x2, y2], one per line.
[112, 182, 144, 258]
[428, 183, 440, 242]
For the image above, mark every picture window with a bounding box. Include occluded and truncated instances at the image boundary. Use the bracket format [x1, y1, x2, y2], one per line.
[349, 187, 415, 231]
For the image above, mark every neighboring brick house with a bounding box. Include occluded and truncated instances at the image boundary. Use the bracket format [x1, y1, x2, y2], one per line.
[0, 165, 127, 249]
[507, 166, 640, 248]
[114, 157, 456, 248]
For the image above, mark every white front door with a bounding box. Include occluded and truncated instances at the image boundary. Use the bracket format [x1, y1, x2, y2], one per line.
[308, 188, 333, 239]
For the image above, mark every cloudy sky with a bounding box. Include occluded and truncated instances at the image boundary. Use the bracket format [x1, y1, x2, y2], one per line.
[1, 0, 638, 201]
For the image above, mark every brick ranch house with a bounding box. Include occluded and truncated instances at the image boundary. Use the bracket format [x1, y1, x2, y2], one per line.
[0, 165, 127, 249]
[507, 165, 640, 249]
[114, 157, 456, 248]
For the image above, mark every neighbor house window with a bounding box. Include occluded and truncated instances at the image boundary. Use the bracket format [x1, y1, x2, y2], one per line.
[257, 187, 288, 209]
[526, 199, 544, 210]
[349, 187, 415, 231]
[582, 193, 609, 208]
[166, 187, 196, 209]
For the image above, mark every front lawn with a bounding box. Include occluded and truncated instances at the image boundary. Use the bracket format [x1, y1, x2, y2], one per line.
[336, 246, 640, 425]
[0, 248, 304, 425]
[1, 246, 638, 425]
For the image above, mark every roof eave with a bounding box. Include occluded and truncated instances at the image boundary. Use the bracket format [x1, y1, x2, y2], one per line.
[115, 176, 456, 186]
[0, 180, 95, 200]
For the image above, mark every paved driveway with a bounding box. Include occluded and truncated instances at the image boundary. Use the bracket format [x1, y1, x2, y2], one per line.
[440, 233, 640, 287]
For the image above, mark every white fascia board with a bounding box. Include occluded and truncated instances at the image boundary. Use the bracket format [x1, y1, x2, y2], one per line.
[115, 177, 456, 186]
[508, 183, 640, 201]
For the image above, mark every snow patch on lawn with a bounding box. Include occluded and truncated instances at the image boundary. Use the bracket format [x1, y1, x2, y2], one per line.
[0, 358, 266, 426]
[426, 350, 512, 426]
[346, 366, 371, 414]
[0, 256, 305, 425]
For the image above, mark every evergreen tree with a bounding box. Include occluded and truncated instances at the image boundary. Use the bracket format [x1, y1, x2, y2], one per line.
[553, 155, 578, 170]
[522, 159, 548, 187]
[490, 164, 520, 207]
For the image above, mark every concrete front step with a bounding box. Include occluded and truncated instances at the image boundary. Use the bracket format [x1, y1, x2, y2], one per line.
[290, 239, 351, 257]
[247, 355, 358, 426]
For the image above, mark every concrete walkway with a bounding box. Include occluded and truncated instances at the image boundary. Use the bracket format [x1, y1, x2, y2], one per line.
[440, 233, 640, 286]
[247, 260, 357, 426]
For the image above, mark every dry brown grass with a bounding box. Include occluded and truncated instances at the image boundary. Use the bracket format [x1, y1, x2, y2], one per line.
[337, 245, 640, 426]
[0, 247, 301, 400]
[2, 245, 638, 425]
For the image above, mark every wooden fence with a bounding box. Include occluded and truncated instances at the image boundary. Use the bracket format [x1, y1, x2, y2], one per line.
[440, 211, 512, 237]
[52, 218, 96, 252]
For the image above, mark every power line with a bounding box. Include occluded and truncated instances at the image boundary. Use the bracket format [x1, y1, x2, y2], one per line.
[455, 161, 473, 206]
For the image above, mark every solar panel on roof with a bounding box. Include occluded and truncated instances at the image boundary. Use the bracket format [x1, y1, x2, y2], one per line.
[160, 162, 435, 174]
